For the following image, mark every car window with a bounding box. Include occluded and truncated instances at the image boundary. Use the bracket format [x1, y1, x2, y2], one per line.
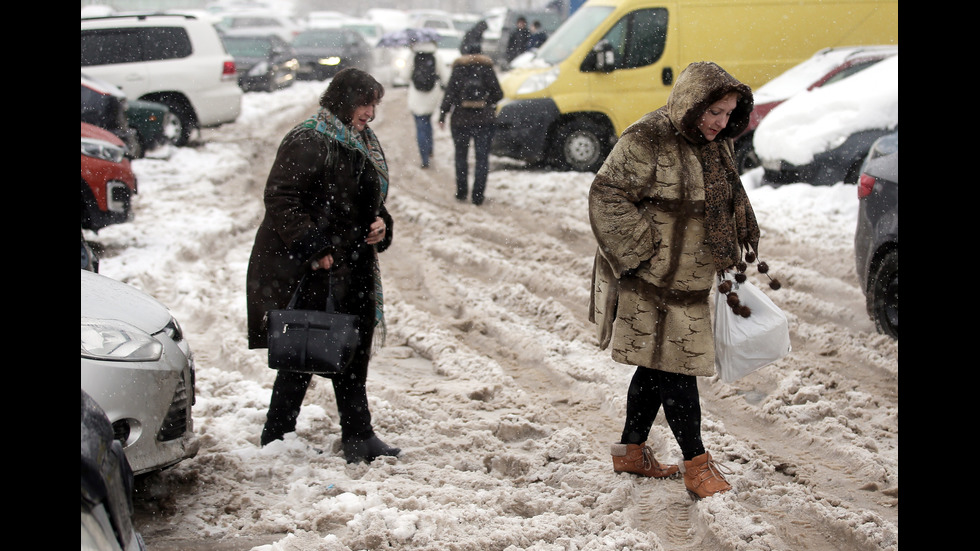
[293, 30, 344, 48]
[821, 59, 884, 87]
[82, 29, 141, 65]
[81, 27, 192, 65]
[226, 17, 282, 28]
[223, 36, 272, 57]
[598, 8, 668, 70]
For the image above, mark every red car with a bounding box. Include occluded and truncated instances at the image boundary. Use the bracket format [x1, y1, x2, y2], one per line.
[81, 122, 138, 231]
[734, 45, 898, 174]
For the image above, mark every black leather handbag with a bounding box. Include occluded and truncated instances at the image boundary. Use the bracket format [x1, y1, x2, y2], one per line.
[267, 272, 360, 377]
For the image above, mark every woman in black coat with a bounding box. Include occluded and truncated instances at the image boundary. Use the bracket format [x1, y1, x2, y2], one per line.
[246, 68, 399, 463]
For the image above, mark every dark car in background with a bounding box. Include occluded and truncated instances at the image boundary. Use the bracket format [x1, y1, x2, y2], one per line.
[854, 132, 898, 339]
[81, 73, 140, 157]
[220, 31, 299, 92]
[127, 98, 182, 155]
[291, 27, 373, 81]
[82, 73, 181, 158]
[82, 122, 138, 232]
[734, 45, 898, 174]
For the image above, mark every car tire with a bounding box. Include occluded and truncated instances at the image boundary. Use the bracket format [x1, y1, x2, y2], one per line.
[868, 249, 898, 339]
[156, 98, 195, 146]
[734, 134, 759, 175]
[553, 119, 608, 173]
[160, 111, 183, 147]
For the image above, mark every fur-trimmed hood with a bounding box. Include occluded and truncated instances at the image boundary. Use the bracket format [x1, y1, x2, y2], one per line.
[666, 61, 753, 145]
[452, 53, 494, 68]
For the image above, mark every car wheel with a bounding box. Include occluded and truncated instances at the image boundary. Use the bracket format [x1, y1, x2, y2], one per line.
[734, 134, 759, 174]
[160, 111, 183, 147]
[156, 99, 195, 146]
[553, 119, 608, 172]
[869, 249, 898, 339]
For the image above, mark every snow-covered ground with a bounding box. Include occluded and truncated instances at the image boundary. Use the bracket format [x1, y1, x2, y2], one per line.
[86, 78, 898, 551]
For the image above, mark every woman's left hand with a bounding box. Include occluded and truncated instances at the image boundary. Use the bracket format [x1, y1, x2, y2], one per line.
[366, 217, 386, 245]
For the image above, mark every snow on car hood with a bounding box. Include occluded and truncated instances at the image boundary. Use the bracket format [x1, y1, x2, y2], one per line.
[81, 269, 172, 334]
[754, 55, 898, 166]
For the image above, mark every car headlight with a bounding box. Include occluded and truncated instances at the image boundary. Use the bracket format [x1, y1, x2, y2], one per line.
[81, 317, 163, 362]
[516, 67, 560, 95]
[319, 56, 341, 66]
[81, 138, 126, 163]
[248, 61, 271, 76]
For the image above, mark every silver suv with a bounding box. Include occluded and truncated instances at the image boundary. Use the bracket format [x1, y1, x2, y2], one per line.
[81, 13, 242, 145]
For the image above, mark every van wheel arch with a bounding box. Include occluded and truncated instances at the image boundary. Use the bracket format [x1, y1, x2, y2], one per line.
[550, 116, 614, 173]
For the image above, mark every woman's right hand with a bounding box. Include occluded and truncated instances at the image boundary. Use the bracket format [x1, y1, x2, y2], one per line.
[311, 254, 334, 270]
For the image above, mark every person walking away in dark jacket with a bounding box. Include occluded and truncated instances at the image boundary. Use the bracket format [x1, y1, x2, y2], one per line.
[589, 62, 766, 499]
[438, 42, 503, 205]
[527, 20, 547, 50]
[246, 67, 400, 464]
[505, 17, 531, 66]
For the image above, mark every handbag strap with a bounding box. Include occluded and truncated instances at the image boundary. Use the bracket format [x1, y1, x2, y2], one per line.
[285, 270, 341, 312]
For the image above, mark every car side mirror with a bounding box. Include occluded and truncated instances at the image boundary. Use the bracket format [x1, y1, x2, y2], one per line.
[583, 40, 615, 73]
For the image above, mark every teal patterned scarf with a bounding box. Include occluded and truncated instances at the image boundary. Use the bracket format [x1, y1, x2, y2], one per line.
[301, 107, 389, 352]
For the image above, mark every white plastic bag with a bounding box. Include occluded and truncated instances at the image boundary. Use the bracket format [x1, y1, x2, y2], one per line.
[714, 275, 791, 382]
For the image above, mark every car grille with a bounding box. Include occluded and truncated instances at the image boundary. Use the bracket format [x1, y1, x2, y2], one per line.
[157, 366, 194, 441]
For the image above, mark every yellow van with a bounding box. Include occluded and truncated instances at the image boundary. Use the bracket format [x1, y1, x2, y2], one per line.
[491, 0, 898, 172]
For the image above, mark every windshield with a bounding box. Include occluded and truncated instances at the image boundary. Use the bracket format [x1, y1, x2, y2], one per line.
[222, 36, 272, 57]
[293, 30, 344, 48]
[535, 6, 614, 65]
[438, 34, 461, 50]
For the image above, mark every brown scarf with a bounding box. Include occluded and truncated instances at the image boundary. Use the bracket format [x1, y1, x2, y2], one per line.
[700, 140, 760, 274]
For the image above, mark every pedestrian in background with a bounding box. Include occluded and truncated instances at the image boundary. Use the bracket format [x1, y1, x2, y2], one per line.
[408, 38, 450, 168]
[247, 67, 400, 464]
[527, 20, 547, 50]
[438, 42, 503, 205]
[505, 16, 531, 67]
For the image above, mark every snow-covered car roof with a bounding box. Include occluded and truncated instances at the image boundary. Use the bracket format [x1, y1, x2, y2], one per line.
[754, 54, 898, 166]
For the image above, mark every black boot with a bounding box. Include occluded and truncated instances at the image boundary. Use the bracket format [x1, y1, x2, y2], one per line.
[342, 435, 401, 463]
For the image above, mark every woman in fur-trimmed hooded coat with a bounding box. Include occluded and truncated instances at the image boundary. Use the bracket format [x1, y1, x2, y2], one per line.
[588, 61, 760, 498]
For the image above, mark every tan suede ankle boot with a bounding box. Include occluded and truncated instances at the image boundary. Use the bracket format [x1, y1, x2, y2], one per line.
[611, 442, 679, 478]
[682, 452, 732, 500]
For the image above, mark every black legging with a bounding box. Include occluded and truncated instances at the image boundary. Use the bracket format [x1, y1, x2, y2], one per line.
[261, 264, 376, 446]
[621, 367, 706, 460]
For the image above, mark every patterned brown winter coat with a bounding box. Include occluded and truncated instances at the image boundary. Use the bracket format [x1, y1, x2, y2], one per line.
[588, 62, 759, 376]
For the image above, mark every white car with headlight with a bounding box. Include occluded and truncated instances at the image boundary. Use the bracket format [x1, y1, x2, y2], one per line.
[80, 269, 199, 476]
